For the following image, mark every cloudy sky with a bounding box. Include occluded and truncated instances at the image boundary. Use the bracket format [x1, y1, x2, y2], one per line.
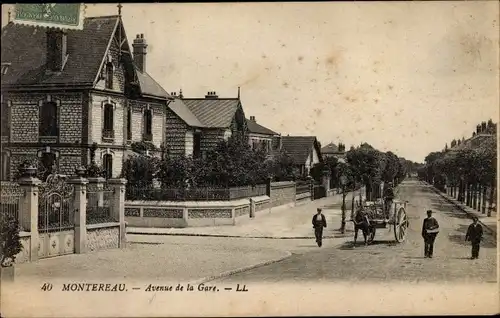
[3, 2, 498, 162]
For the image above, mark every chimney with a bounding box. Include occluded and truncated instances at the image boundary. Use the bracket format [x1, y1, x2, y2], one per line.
[46, 29, 68, 72]
[250, 116, 256, 122]
[205, 91, 218, 99]
[132, 34, 148, 72]
[171, 92, 177, 97]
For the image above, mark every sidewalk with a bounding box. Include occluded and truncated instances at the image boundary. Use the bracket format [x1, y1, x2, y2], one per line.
[127, 189, 364, 239]
[430, 186, 497, 235]
[9, 237, 291, 286]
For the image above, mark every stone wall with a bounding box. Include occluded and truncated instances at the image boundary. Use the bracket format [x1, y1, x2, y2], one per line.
[86, 224, 120, 253]
[15, 233, 31, 264]
[270, 181, 296, 208]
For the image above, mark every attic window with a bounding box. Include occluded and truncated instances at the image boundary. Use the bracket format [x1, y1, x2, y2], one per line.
[105, 62, 114, 89]
[1, 63, 10, 75]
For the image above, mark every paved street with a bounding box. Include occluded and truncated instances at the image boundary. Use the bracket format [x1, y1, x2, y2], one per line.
[215, 180, 497, 283]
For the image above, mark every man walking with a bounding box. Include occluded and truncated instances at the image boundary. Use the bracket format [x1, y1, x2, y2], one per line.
[465, 216, 483, 259]
[421, 210, 439, 258]
[312, 208, 327, 247]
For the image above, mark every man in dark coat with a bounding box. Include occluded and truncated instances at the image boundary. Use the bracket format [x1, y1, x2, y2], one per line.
[383, 182, 395, 219]
[353, 207, 371, 247]
[465, 216, 483, 259]
[312, 208, 327, 247]
[421, 209, 439, 258]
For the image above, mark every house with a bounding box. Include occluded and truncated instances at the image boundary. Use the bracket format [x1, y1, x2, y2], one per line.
[1, 14, 173, 181]
[279, 136, 323, 176]
[246, 116, 279, 155]
[321, 142, 346, 160]
[165, 90, 248, 158]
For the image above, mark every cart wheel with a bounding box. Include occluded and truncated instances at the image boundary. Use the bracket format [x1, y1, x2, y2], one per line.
[393, 207, 408, 243]
[367, 227, 376, 244]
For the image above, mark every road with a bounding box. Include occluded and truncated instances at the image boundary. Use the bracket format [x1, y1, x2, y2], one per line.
[215, 180, 497, 283]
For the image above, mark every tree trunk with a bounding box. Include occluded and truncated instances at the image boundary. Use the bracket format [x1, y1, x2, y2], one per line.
[477, 185, 481, 212]
[341, 189, 347, 233]
[481, 186, 487, 214]
[351, 184, 356, 221]
[472, 183, 477, 210]
[458, 180, 464, 203]
[488, 183, 495, 217]
[466, 183, 471, 206]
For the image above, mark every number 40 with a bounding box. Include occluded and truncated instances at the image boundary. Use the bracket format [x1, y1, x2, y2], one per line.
[41, 283, 53, 291]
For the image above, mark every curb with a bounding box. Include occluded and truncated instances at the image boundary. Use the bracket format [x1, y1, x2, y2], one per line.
[127, 230, 343, 240]
[430, 186, 497, 235]
[188, 251, 293, 285]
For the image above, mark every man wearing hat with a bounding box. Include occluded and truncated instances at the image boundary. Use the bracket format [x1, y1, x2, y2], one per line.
[312, 208, 327, 247]
[465, 216, 483, 259]
[383, 182, 395, 220]
[421, 210, 440, 258]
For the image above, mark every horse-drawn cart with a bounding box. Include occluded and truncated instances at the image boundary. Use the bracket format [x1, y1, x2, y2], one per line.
[351, 199, 410, 244]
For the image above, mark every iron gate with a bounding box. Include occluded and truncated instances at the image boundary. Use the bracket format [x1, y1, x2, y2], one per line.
[38, 174, 75, 258]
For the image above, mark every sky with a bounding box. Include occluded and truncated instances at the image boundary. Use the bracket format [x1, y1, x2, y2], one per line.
[2, 2, 499, 162]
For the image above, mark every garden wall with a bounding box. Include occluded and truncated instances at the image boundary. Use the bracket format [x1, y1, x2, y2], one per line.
[125, 195, 273, 228]
[270, 181, 296, 208]
[86, 223, 121, 252]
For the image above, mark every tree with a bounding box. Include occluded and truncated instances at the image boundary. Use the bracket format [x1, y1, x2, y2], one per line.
[0, 214, 23, 267]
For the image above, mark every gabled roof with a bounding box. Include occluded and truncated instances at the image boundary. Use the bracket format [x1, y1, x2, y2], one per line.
[135, 67, 170, 99]
[246, 119, 278, 136]
[1, 16, 171, 100]
[168, 98, 205, 127]
[321, 142, 341, 153]
[1, 16, 118, 87]
[182, 98, 241, 128]
[281, 136, 322, 165]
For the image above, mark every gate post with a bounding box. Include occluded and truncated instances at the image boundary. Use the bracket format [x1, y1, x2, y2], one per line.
[69, 167, 89, 254]
[108, 178, 127, 248]
[18, 165, 41, 262]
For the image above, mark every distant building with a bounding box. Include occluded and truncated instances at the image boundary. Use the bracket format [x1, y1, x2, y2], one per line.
[246, 116, 279, 155]
[321, 142, 346, 160]
[166, 90, 248, 159]
[278, 136, 323, 177]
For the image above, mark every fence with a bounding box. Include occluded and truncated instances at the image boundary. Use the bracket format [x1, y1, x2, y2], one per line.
[126, 184, 267, 201]
[296, 180, 311, 195]
[0, 182, 23, 223]
[86, 181, 115, 224]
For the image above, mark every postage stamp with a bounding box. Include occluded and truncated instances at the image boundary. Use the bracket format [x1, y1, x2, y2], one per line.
[12, 4, 84, 30]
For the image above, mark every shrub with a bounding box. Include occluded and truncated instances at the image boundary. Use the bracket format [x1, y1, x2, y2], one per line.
[0, 214, 23, 267]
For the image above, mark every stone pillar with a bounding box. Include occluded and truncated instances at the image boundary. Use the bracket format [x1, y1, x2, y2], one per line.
[87, 177, 105, 208]
[68, 167, 89, 254]
[322, 170, 330, 196]
[249, 198, 256, 218]
[17, 166, 41, 262]
[108, 178, 127, 248]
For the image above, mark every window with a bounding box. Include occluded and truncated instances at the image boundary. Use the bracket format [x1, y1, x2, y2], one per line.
[143, 109, 152, 141]
[1, 152, 9, 181]
[105, 62, 114, 89]
[1, 101, 8, 137]
[103, 154, 113, 179]
[40, 152, 56, 180]
[39, 101, 58, 137]
[126, 107, 132, 141]
[193, 132, 201, 158]
[102, 103, 114, 140]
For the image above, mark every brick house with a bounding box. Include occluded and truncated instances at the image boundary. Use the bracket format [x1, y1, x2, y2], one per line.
[1, 15, 173, 181]
[165, 90, 249, 158]
[278, 136, 323, 177]
[246, 116, 279, 155]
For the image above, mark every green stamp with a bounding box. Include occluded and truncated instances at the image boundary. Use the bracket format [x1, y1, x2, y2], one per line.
[13, 4, 84, 30]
